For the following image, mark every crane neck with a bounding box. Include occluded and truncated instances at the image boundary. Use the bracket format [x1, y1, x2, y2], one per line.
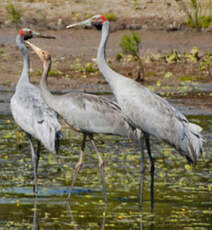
[40, 59, 56, 107]
[97, 21, 121, 90]
[16, 34, 30, 87]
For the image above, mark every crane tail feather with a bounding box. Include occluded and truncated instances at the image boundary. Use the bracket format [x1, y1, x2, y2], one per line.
[182, 122, 203, 164]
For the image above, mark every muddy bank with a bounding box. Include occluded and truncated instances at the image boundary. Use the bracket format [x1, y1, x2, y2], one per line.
[0, 27, 212, 91]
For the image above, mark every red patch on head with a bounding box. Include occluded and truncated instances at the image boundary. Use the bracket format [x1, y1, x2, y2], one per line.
[19, 29, 25, 37]
[101, 15, 107, 22]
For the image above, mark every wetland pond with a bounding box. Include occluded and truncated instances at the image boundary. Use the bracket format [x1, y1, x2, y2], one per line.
[0, 85, 212, 229]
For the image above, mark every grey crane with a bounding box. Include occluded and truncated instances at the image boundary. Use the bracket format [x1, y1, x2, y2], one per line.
[26, 40, 141, 202]
[10, 28, 62, 194]
[66, 15, 203, 210]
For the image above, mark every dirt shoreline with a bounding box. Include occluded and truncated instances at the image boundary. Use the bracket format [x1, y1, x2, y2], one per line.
[0, 28, 212, 90]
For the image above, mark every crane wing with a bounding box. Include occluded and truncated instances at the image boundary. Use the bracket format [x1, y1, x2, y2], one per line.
[11, 83, 61, 152]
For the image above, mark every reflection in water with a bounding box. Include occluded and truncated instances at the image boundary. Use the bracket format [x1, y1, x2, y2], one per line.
[30, 197, 110, 230]
[66, 202, 107, 230]
[0, 86, 212, 229]
[66, 202, 78, 230]
[65, 201, 155, 230]
[32, 197, 38, 230]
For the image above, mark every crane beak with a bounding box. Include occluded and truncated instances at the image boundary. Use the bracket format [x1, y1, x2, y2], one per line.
[66, 18, 92, 29]
[32, 31, 56, 39]
[37, 34, 56, 39]
[25, 41, 44, 61]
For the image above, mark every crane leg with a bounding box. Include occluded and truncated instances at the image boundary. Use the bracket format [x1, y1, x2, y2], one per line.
[55, 131, 62, 172]
[145, 134, 154, 213]
[36, 141, 41, 173]
[89, 135, 107, 203]
[139, 135, 146, 211]
[27, 135, 40, 194]
[32, 197, 38, 230]
[67, 134, 86, 199]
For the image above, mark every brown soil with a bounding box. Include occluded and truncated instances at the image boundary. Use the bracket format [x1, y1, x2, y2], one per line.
[0, 0, 212, 93]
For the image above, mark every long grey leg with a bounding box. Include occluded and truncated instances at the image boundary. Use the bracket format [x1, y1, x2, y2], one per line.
[145, 134, 154, 213]
[139, 135, 146, 211]
[89, 135, 107, 203]
[55, 131, 62, 172]
[67, 134, 87, 199]
[36, 140, 41, 177]
[100, 204, 107, 230]
[27, 134, 40, 194]
[32, 197, 38, 230]
[66, 202, 78, 230]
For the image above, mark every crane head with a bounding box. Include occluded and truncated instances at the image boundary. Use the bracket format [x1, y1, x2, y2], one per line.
[19, 28, 56, 40]
[66, 15, 108, 31]
[26, 41, 51, 62]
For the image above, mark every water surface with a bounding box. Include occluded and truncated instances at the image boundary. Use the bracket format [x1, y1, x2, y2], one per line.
[0, 86, 211, 229]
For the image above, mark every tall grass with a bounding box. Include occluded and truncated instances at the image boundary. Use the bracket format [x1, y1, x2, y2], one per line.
[6, 4, 22, 26]
[176, 0, 212, 29]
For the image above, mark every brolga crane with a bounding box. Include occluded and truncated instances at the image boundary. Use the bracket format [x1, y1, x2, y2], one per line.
[26, 41, 142, 203]
[67, 15, 203, 211]
[10, 29, 62, 194]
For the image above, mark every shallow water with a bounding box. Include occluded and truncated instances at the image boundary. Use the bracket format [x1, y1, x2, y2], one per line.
[0, 87, 212, 229]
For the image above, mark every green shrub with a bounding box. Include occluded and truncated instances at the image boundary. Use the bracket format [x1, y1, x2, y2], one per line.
[105, 12, 117, 22]
[120, 32, 141, 57]
[120, 32, 144, 81]
[6, 4, 22, 25]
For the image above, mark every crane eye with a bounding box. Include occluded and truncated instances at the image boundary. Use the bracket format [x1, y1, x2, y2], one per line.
[26, 30, 32, 36]
[23, 30, 33, 40]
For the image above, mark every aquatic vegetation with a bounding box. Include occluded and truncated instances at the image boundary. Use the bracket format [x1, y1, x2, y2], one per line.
[49, 70, 63, 77]
[70, 58, 99, 78]
[0, 93, 212, 229]
[0, 49, 9, 61]
[164, 72, 174, 79]
[200, 53, 212, 78]
[165, 50, 182, 63]
[179, 75, 201, 82]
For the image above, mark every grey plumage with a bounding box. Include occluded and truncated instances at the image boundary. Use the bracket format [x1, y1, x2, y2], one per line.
[10, 29, 61, 194]
[11, 81, 61, 152]
[26, 41, 141, 202]
[71, 15, 203, 163]
[45, 91, 139, 139]
[66, 15, 203, 210]
[96, 19, 203, 164]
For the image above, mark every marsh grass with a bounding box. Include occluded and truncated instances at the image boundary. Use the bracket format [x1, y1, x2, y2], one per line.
[70, 58, 99, 78]
[175, 0, 212, 29]
[105, 12, 117, 22]
[6, 4, 22, 26]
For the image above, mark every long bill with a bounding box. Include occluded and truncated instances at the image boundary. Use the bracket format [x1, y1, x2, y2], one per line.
[66, 18, 92, 29]
[38, 34, 56, 39]
[32, 31, 56, 39]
